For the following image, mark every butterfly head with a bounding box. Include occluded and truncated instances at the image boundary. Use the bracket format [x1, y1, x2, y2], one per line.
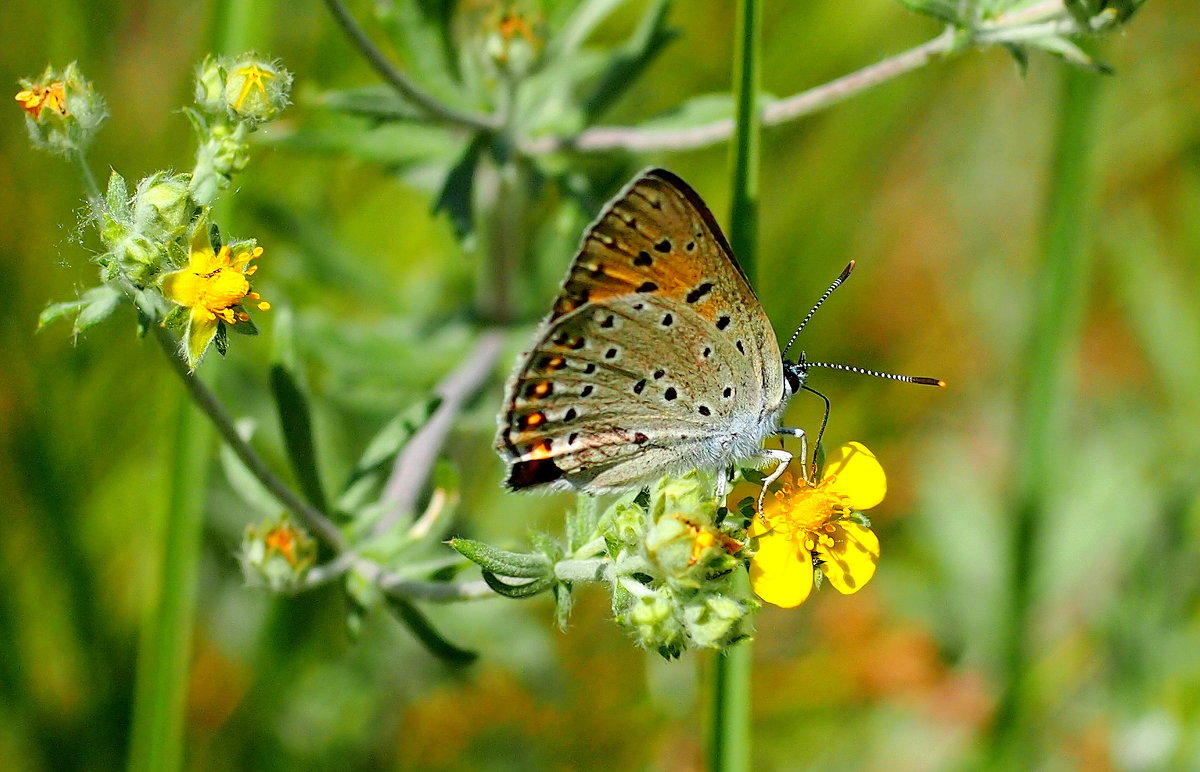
[782, 355, 809, 398]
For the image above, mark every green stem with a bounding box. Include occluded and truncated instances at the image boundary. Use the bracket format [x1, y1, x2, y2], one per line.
[127, 395, 211, 772]
[991, 63, 1103, 766]
[73, 148, 101, 203]
[152, 325, 347, 551]
[710, 2, 760, 771]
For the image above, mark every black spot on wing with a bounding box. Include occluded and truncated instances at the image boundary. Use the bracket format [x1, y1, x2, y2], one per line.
[506, 458, 565, 489]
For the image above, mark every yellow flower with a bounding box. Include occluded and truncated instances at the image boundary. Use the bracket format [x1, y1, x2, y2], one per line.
[749, 442, 886, 608]
[15, 81, 67, 120]
[161, 228, 269, 368]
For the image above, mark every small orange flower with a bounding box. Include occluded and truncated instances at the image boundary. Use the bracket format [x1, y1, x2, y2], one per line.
[161, 227, 269, 368]
[15, 81, 67, 120]
[749, 442, 886, 608]
[676, 515, 742, 566]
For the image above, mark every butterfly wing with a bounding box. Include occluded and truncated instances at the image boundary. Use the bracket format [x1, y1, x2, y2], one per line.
[496, 169, 786, 492]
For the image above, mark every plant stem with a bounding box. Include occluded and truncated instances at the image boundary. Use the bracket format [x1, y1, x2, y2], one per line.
[377, 329, 505, 534]
[710, 2, 760, 771]
[521, 0, 1077, 156]
[321, 0, 499, 131]
[151, 325, 346, 552]
[73, 148, 102, 203]
[127, 395, 210, 772]
[991, 62, 1102, 767]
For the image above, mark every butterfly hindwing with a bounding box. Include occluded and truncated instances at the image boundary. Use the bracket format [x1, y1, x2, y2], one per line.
[497, 169, 787, 492]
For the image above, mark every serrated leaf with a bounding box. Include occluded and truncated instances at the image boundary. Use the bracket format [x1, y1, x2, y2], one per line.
[385, 596, 477, 664]
[450, 539, 551, 578]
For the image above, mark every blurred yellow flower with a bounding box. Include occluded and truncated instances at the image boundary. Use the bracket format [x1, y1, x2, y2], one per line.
[161, 228, 269, 368]
[749, 442, 885, 608]
[15, 81, 66, 120]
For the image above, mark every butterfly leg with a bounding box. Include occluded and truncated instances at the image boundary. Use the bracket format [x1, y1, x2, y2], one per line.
[756, 448, 793, 520]
[714, 468, 729, 503]
[774, 427, 809, 483]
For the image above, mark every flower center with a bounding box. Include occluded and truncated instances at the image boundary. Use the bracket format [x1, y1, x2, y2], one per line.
[197, 265, 250, 313]
[767, 476, 852, 538]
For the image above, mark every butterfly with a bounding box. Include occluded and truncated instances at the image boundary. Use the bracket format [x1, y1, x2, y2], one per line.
[495, 168, 941, 502]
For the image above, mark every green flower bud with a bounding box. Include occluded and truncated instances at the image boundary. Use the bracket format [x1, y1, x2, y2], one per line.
[223, 54, 292, 124]
[190, 122, 251, 206]
[239, 516, 316, 592]
[133, 172, 193, 241]
[193, 54, 227, 115]
[621, 585, 686, 659]
[15, 62, 107, 156]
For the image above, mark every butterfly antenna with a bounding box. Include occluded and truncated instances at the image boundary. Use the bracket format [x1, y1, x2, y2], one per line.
[805, 360, 946, 387]
[782, 261, 856, 358]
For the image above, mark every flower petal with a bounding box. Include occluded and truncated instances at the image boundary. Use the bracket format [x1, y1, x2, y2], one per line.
[818, 522, 879, 595]
[161, 269, 199, 307]
[749, 530, 813, 608]
[824, 442, 886, 510]
[183, 310, 218, 369]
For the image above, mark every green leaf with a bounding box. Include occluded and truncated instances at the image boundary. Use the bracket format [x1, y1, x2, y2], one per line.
[894, 0, 962, 24]
[581, 0, 677, 122]
[628, 92, 736, 132]
[38, 297, 90, 330]
[1004, 43, 1030, 76]
[449, 538, 551, 578]
[385, 596, 477, 664]
[1030, 36, 1113, 74]
[105, 170, 131, 219]
[380, 0, 470, 109]
[336, 397, 442, 515]
[432, 133, 487, 241]
[227, 314, 259, 335]
[549, 0, 631, 59]
[481, 571, 555, 598]
[213, 321, 228, 356]
[269, 363, 329, 514]
[318, 85, 428, 122]
[73, 285, 125, 333]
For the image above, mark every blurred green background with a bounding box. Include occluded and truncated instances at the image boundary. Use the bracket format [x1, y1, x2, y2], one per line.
[3, 1, 1199, 769]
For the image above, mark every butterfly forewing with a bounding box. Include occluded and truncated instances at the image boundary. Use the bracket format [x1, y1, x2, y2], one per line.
[497, 169, 786, 491]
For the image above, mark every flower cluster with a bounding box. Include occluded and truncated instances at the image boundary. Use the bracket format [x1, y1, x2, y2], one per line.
[23, 57, 288, 368]
[606, 475, 756, 658]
